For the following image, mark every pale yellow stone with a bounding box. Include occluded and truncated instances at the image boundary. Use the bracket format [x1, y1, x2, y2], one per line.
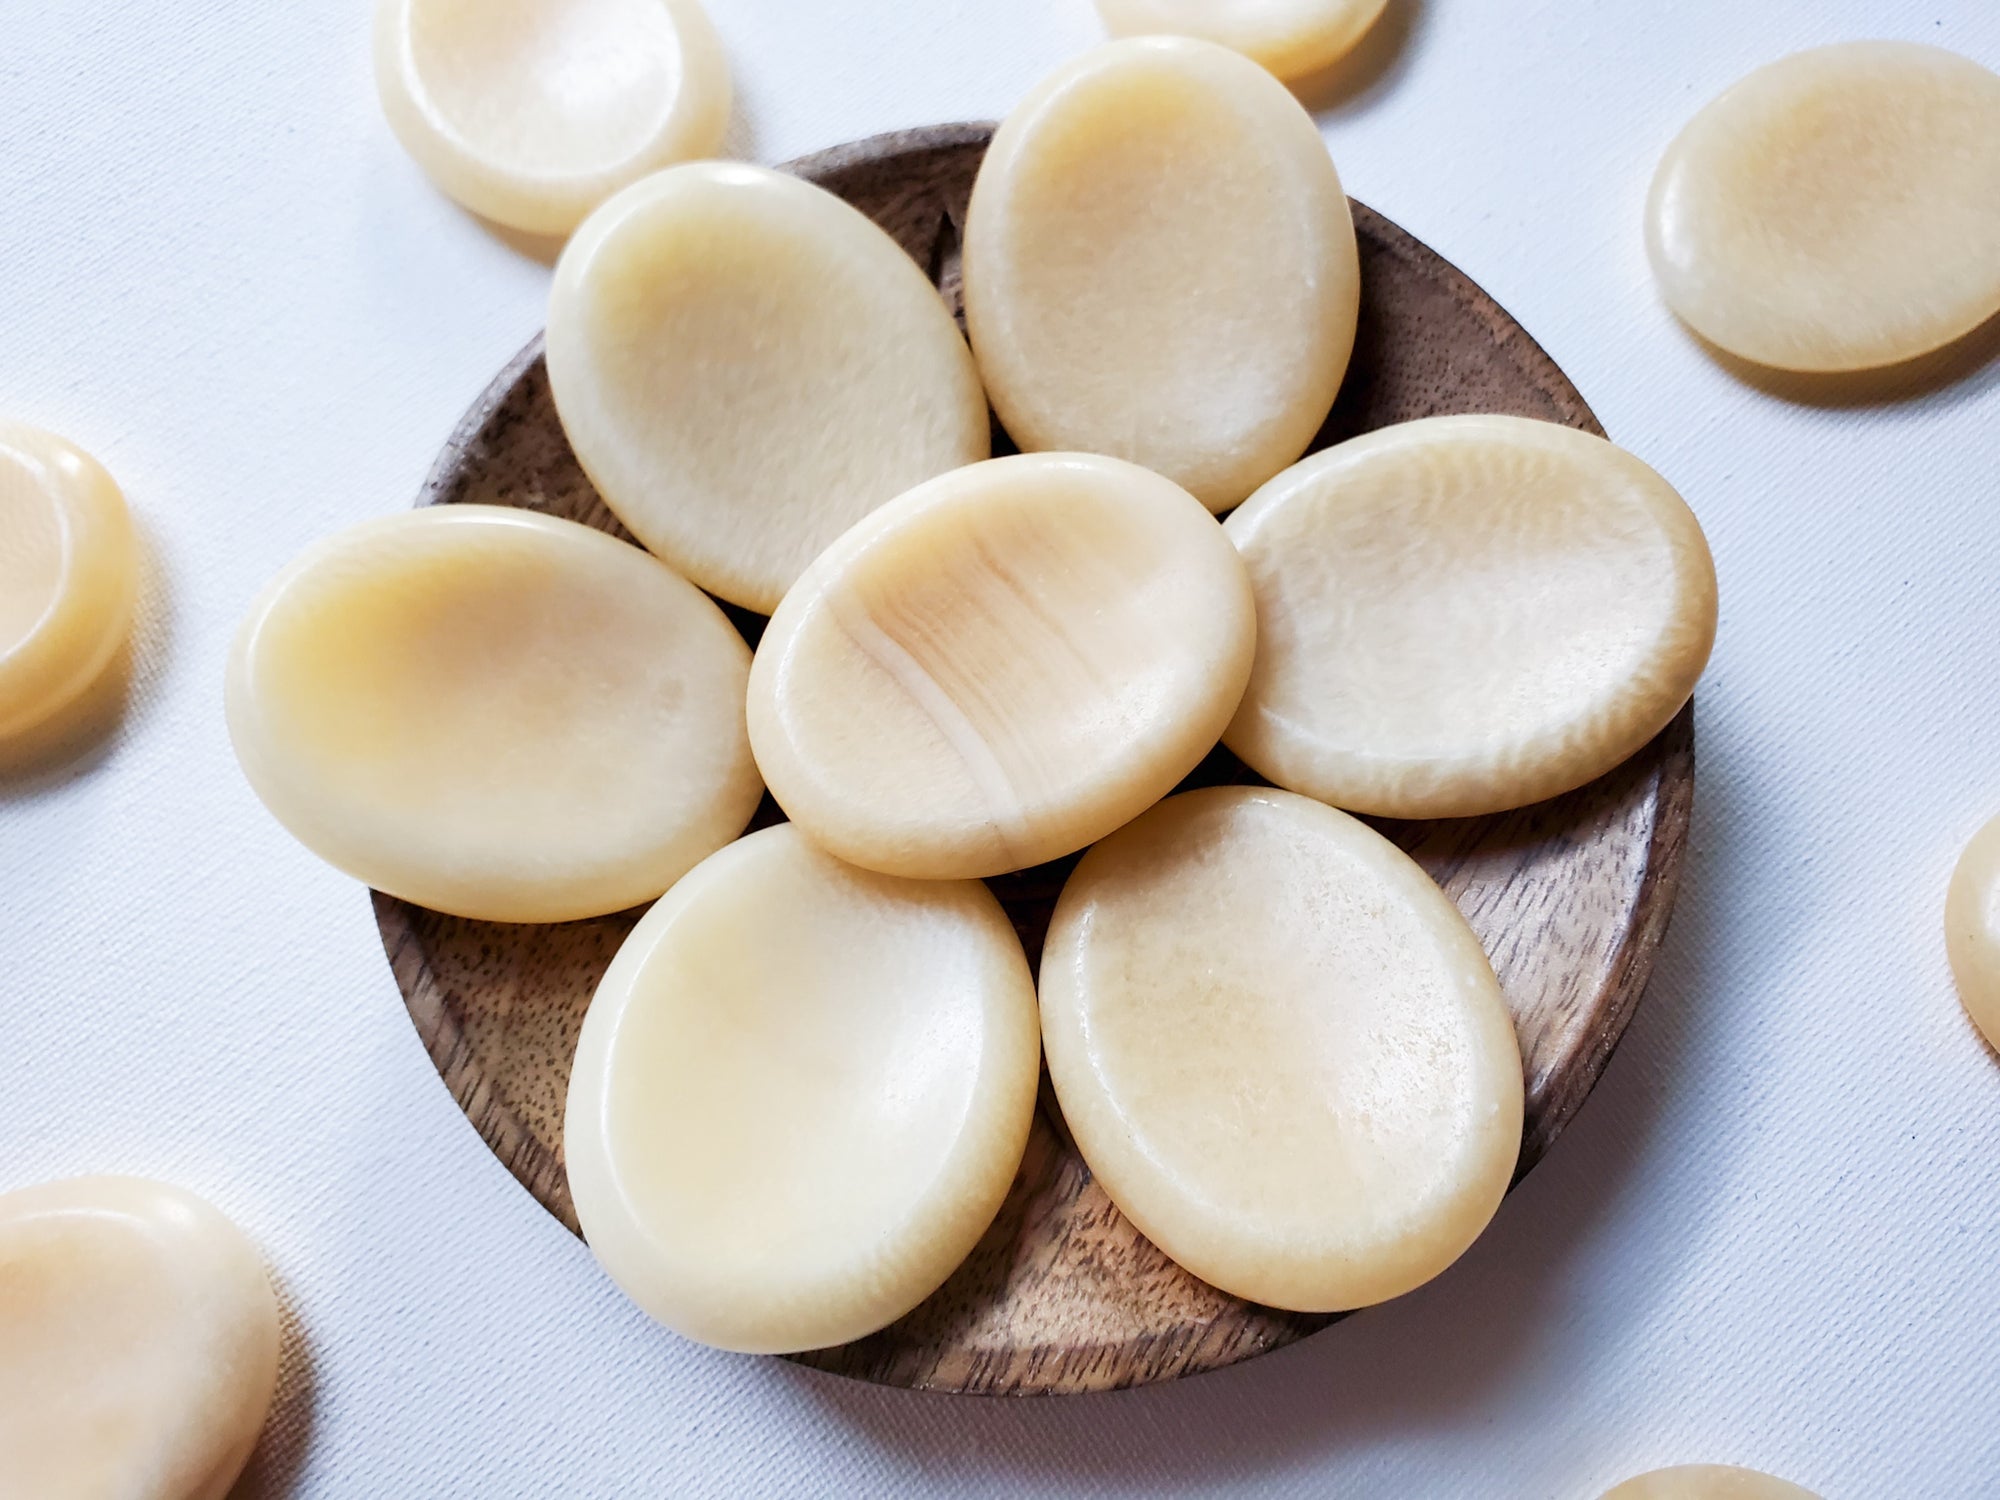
[375, 0, 731, 235]
[564, 823, 1040, 1353]
[1600, 1465, 1821, 1500]
[1224, 415, 1716, 819]
[1946, 812, 2000, 1053]
[748, 453, 1256, 880]
[1647, 41, 2000, 372]
[0, 1177, 280, 1500]
[1040, 786, 1523, 1311]
[547, 162, 990, 613]
[963, 36, 1358, 512]
[0, 423, 137, 741]
[1096, 0, 1390, 81]
[227, 505, 760, 922]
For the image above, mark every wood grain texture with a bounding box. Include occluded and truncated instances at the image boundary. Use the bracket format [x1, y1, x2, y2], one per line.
[373, 123, 1696, 1395]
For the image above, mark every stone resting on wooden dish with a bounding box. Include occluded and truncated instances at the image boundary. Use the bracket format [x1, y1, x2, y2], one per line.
[555, 44, 1698, 1368]
[228, 42, 1713, 1391]
[359, 114, 1707, 1393]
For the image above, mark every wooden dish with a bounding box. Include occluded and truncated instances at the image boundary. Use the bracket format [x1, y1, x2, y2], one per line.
[374, 123, 1695, 1396]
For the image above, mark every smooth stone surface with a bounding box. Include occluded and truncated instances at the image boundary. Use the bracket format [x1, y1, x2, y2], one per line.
[1946, 811, 2000, 1053]
[748, 452, 1256, 880]
[0, 1176, 280, 1500]
[547, 161, 989, 612]
[0, 422, 137, 741]
[1647, 41, 2000, 373]
[1095, 0, 1389, 80]
[1600, 1466, 1822, 1500]
[1040, 785, 1524, 1311]
[564, 824, 1041, 1354]
[227, 504, 759, 923]
[1224, 414, 1716, 819]
[374, 0, 731, 235]
[963, 36, 1358, 512]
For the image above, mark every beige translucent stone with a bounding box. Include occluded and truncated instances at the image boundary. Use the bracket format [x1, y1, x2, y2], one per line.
[565, 823, 1041, 1353]
[0, 1177, 280, 1500]
[1224, 415, 1716, 819]
[547, 162, 990, 613]
[1095, 0, 1389, 81]
[748, 453, 1256, 880]
[0, 423, 137, 741]
[1600, 1466, 1821, 1500]
[1946, 812, 2000, 1053]
[1040, 786, 1523, 1311]
[227, 505, 759, 923]
[374, 0, 731, 236]
[1646, 41, 2000, 372]
[963, 36, 1359, 512]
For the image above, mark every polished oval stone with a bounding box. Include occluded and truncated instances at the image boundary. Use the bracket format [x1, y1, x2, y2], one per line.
[1039, 785, 1524, 1312]
[1647, 41, 2000, 372]
[565, 823, 1041, 1353]
[547, 161, 990, 612]
[748, 452, 1256, 879]
[1095, 0, 1390, 81]
[964, 36, 1359, 512]
[0, 1176, 280, 1500]
[1224, 415, 1716, 819]
[0, 422, 137, 741]
[227, 505, 760, 922]
[375, 0, 732, 235]
[1946, 811, 2000, 1054]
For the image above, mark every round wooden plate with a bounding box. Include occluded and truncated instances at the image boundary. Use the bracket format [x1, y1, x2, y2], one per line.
[375, 123, 1695, 1396]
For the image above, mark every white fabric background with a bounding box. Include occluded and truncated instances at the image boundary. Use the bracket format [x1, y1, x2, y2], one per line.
[4, 1, 1998, 1495]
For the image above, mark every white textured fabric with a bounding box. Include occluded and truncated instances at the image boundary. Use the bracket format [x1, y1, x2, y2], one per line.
[3, 2, 1997, 1495]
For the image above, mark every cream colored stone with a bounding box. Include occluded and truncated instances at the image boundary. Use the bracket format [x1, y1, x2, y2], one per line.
[1224, 415, 1716, 819]
[1647, 41, 2000, 372]
[1095, 0, 1389, 81]
[1946, 812, 2000, 1053]
[564, 823, 1041, 1353]
[0, 1177, 280, 1500]
[748, 453, 1255, 880]
[1040, 786, 1523, 1311]
[0, 423, 137, 741]
[547, 162, 990, 613]
[1600, 1466, 1821, 1500]
[963, 36, 1358, 512]
[227, 505, 759, 922]
[375, 0, 731, 235]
